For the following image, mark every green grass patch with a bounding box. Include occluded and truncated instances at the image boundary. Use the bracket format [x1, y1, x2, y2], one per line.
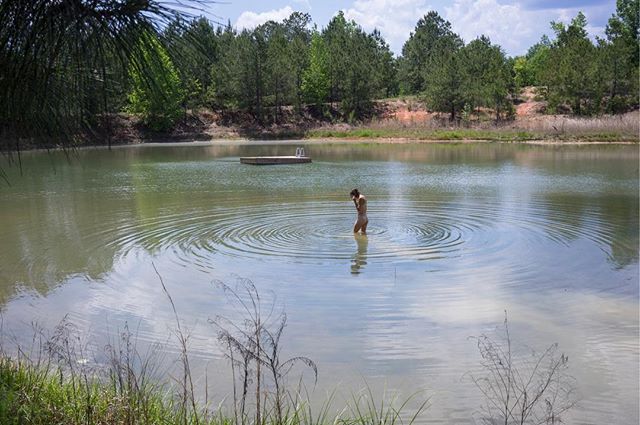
[306, 127, 543, 141]
[305, 126, 639, 142]
[0, 358, 196, 425]
[0, 355, 427, 425]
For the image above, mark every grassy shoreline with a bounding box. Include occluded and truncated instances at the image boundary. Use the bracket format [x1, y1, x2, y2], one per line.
[163, 107, 639, 144]
[2, 107, 638, 150]
[303, 128, 637, 143]
[59, 127, 640, 148]
[0, 280, 576, 425]
[96, 123, 640, 147]
[0, 317, 574, 425]
[0, 357, 196, 424]
[0, 346, 426, 425]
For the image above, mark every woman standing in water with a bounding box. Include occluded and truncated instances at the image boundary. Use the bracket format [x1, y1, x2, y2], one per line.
[350, 188, 368, 234]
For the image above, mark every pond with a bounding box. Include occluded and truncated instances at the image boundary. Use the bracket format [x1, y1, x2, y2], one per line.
[0, 141, 638, 424]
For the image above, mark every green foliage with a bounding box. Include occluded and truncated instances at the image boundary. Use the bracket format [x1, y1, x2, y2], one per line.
[399, 11, 458, 95]
[461, 102, 473, 126]
[208, 24, 240, 113]
[265, 22, 292, 122]
[284, 12, 313, 114]
[373, 30, 400, 98]
[513, 57, 531, 89]
[127, 33, 184, 131]
[3, 2, 638, 150]
[541, 13, 602, 114]
[0, 0, 185, 149]
[320, 12, 394, 119]
[513, 38, 551, 89]
[404, 14, 511, 122]
[164, 16, 219, 110]
[236, 28, 268, 122]
[421, 31, 464, 120]
[531, 6, 637, 115]
[0, 303, 427, 425]
[459, 36, 512, 120]
[306, 127, 543, 141]
[302, 32, 331, 107]
[602, 0, 640, 111]
[607, 0, 639, 66]
[525, 37, 552, 86]
[206, 13, 313, 123]
[0, 357, 189, 424]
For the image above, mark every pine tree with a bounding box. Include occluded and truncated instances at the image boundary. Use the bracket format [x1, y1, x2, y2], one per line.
[127, 33, 184, 131]
[421, 30, 464, 120]
[302, 32, 330, 109]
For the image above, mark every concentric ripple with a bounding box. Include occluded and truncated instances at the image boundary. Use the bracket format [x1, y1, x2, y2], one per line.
[84, 197, 634, 271]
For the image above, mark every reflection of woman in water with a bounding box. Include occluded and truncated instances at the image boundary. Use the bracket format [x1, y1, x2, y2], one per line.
[351, 233, 368, 274]
[350, 188, 368, 234]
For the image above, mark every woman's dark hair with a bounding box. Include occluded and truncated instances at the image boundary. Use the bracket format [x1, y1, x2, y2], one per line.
[350, 188, 360, 197]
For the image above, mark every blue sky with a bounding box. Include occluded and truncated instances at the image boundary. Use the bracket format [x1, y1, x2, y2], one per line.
[196, 0, 617, 56]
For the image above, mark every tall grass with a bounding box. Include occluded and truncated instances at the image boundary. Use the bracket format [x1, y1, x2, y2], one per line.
[0, 326, 426, 425]
[0, 282, 574, 425]
[516, 112, 639, 139]
[211, 277, 318, 425]
[306, 127, 539, 141]
[0, 276, 429, 425]
[467, 313, 576, 425]
[0, 319, 206, 424]
[306, 111, 639, 142]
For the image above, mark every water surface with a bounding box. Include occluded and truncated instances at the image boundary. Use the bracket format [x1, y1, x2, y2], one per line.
[1, 142, 638, 424]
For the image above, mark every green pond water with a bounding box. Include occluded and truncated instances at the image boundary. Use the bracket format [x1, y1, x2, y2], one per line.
[0, 141, 638, 424]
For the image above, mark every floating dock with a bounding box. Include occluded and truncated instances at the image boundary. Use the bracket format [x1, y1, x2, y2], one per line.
[240, 156, 312, 165]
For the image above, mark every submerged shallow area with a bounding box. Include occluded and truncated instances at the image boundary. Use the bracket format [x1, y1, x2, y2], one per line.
[1, 142, 638, 424]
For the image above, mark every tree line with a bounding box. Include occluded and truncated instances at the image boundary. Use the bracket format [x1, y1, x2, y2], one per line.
[146, 1, 639, 128]
[0, 0, 637, 148]
[158, 11, 397, 127]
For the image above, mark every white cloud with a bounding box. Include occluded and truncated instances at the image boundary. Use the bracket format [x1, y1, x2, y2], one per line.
[343, 0, 433, 54]
[549, 5, 610, 41]
[231, 1, 611, 57]
[341, 0, 552, 56]
[292, 0, 312, 11]
[444, 0, 610, 56]
[235, 6, 295, 30]
[445, 0, 542, 55]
